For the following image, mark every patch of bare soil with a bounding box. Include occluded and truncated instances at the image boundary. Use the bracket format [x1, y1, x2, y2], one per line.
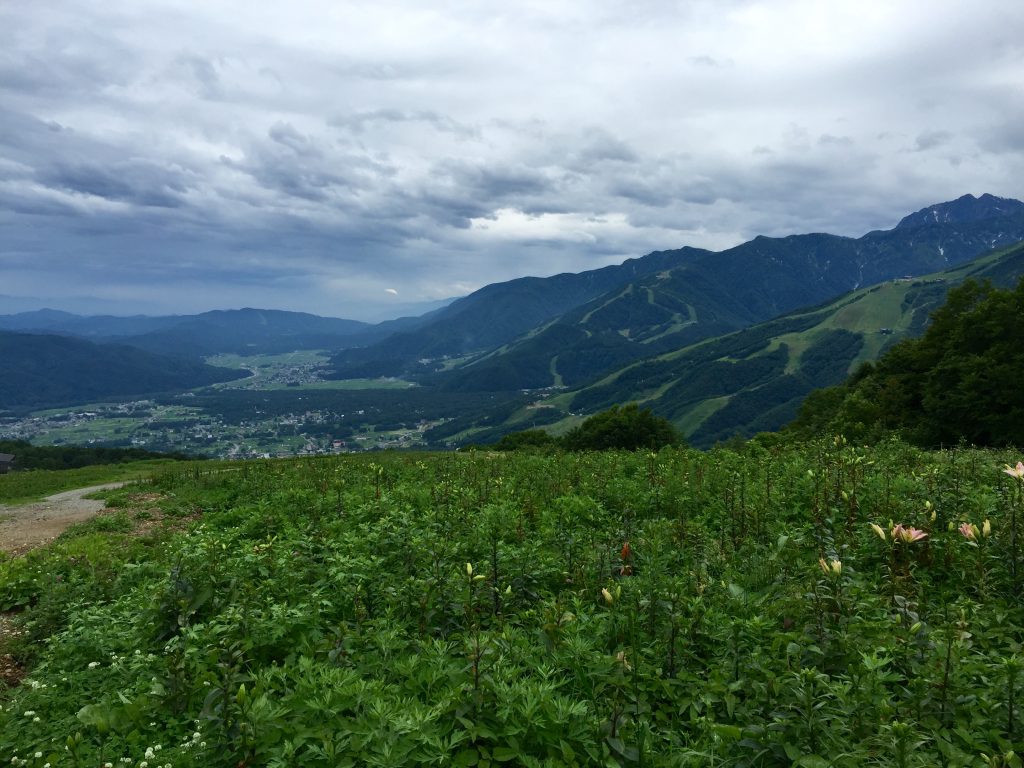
[0, 482, 128, 557]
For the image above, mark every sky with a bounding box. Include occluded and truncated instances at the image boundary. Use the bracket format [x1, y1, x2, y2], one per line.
[1, 1, 1023, 321]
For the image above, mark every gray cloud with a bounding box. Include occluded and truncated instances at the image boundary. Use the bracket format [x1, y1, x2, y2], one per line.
[0, 0, 1022, 320]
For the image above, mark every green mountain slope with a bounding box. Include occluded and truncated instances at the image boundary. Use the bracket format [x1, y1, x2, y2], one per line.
[0, 331, 247, 410]
[432, 195, 1024, 391]
[328, 247, 712, 378]
[503, 239, 1024, 449]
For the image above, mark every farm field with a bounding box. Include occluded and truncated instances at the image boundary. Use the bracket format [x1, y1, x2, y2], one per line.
[2, 440, 1023, 766]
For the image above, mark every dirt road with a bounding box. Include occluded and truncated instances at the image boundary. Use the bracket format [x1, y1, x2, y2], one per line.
[0, 483, 127, 556]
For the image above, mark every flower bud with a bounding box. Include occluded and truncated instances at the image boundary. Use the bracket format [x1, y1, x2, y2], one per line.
[465, 563, 473, 577]
[601, 588, 614, 605]
[983, 519, 992, 538]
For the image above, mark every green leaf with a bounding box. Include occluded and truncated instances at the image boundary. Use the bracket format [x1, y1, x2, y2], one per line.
[453, 748, 479, 766]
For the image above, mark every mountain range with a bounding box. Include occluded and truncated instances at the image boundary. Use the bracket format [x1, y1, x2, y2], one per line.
[377, 193, 1024, 392]
[3, 193, 1023, 438]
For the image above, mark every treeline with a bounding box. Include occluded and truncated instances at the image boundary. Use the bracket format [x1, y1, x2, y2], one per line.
[0, 439, 200, 471]
[791, 277, 1024, 447]
[479, 404, 682, 452]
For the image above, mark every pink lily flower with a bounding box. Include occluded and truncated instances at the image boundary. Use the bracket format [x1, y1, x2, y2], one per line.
[891, 524, 928, 544]
[958, 522, 978, 541]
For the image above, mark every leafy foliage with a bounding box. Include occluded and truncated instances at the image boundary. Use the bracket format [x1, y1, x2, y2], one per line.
[793, 278, 1024, 446]
[2, 441, 1024, 767]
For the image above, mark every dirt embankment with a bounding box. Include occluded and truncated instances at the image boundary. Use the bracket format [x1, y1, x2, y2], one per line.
[0, 483, 127, 557]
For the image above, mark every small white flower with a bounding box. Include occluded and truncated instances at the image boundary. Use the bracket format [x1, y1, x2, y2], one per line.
[88, 661, 100, 669]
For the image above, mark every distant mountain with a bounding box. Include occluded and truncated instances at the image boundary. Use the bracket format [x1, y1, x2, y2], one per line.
[328, 247, 709, 378]
[0, 308, 386, 359]
[0, 310, 186, 338]
[0, 308, 83, 331]
[0, 331, 247, 410]
[428, 194, 1024, 392]
[894, 192, 1024, 229]
[546, 238, 1024, 448]
[113, 308, 376, 359]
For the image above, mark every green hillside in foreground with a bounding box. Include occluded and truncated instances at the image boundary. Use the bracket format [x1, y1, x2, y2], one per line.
[491, 240, 1024, 449]
[2, 444, 1023, 766]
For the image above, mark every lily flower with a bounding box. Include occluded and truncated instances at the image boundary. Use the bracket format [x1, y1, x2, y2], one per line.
[959, 522, 978, 541]
[1003, 462, 1024, 480]
[891, 524, 928, 544]
[870, 523, 888, 541]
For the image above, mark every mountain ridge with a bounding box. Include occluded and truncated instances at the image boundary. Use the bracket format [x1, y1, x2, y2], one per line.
[427, 195, 1024, 392]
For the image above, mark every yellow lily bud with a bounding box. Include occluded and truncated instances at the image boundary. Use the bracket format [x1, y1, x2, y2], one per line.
[465, 563, 473, 577]
[983, 519, 992, 538]
[601, 588, 614, 605]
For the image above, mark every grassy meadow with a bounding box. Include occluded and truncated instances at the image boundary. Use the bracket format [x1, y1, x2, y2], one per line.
[1, 441, 1023, 766]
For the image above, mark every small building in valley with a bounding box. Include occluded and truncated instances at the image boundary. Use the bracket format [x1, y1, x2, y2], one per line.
[0, 453, 14, 474]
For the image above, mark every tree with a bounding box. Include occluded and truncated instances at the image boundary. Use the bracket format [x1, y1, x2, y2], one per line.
[492, 429, 558, 451]
[562, 404, 682, 451]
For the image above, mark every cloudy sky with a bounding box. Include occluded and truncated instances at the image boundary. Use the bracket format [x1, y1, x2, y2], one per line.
[2, 1, 1022, 320]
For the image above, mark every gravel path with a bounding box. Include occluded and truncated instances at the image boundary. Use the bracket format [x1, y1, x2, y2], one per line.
[0, 483, 128, 556]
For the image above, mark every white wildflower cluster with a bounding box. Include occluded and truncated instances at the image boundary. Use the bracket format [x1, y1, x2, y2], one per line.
[88, 661, 101, 669]
[180, 728, 205, 750]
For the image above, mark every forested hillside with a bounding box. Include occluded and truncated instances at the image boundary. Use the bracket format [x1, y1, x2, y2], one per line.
[0, 331, 246, 409]
[410, 194, 1024, 392]
[792, 276, 1024, 447]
